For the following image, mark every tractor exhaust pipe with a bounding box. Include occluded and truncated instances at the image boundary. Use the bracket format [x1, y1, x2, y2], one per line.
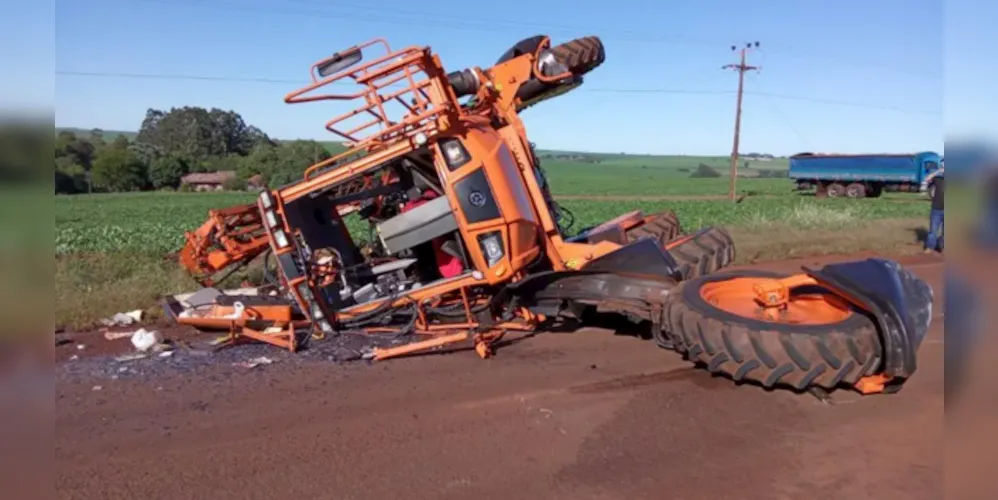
[447, 69, 480, 98]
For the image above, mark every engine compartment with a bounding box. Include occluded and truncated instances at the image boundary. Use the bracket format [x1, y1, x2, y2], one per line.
[277, 148, 476, 312]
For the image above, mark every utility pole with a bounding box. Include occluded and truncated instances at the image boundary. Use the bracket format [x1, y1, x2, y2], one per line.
[723, 42, 760, 202]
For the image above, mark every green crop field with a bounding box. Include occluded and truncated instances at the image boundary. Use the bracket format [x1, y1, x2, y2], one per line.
[53, 153, 935, 329]
[55, 186, 929, 255]
[542, 162, 789, 196]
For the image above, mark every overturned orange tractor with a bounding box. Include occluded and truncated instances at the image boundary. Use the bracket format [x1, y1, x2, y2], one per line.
[172, 35, 934, 395]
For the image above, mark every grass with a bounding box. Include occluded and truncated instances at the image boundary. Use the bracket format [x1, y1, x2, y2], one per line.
[558, 196, 926, 234]
[56, 192, 255, 254]
[55, 191, 929, 255]
[53, 188, 932, 330]
[541, 160, 791, 197]
[54, 215, 929, 330]
[728, 218, 927, 263]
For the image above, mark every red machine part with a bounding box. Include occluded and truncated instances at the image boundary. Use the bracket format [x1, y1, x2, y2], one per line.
[401, 189, 464, 278]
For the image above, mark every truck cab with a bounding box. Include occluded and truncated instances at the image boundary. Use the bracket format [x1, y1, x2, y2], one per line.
[921, 155, 944, 199]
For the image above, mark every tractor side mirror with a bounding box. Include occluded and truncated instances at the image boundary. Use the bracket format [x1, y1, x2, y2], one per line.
[316, 47, 363, 77]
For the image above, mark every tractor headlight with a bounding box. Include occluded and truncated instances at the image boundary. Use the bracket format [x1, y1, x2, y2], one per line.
[440, 138, 470, 170]
[273, 229, 290, 248]
[265, 210, 279, 229]
[477, 231, 505, 267]
[259, 191, 273, 209]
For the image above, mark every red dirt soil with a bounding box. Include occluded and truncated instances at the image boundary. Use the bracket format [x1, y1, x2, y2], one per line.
[55, 252, 950, 500]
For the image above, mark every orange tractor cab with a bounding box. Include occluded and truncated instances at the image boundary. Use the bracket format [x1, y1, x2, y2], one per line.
[171, 36, 934, 396]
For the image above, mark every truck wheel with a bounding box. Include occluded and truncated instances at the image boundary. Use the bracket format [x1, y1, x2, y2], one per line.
[660, 269, 883, 391]
[625, 211, 681, 245]
[663, 226, 735, 280]
[826, 182, 846, 198]
[845, 183, 867, 198]
[869, 185, 884, 198]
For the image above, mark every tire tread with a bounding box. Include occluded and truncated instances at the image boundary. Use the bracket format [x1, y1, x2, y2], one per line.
[660, 280, 883, 391]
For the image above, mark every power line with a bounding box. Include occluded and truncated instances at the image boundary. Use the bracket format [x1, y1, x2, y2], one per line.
[54, 69, 942, 114]
[55, 70, 303, 85]
[748, 92, 939, 115]
[53, 69, 733, 94]
[91, 0, 937, 79]
[758, 92, 811, 153]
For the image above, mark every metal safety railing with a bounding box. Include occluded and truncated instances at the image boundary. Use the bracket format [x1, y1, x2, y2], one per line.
[284, 39, 460, 179]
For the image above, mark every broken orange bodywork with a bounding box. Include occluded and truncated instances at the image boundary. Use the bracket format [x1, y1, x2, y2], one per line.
[178, 204, 270, 287]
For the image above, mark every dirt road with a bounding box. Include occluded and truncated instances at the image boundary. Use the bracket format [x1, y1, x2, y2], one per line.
[55, 254, 946, 500]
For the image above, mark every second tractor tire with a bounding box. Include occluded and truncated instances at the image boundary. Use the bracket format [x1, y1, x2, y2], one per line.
[625, 211, 682, 245]
[660, 269, 883, 392]
[664, 226, 736, 280]
[546, 36, 606, 76]
[514, 36, 606, 111]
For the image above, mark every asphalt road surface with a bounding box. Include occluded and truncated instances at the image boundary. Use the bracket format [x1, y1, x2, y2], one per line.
[55, 253, 946, 500]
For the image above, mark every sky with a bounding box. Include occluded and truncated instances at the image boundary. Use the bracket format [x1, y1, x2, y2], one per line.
[7, 0, 993, 156]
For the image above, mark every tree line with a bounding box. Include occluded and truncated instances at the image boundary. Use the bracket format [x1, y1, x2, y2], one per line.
[55, 106, 335, 194]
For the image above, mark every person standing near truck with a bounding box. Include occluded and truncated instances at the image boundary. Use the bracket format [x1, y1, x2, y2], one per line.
[980, 167, 998, 248]
[925, 175, 944, 253]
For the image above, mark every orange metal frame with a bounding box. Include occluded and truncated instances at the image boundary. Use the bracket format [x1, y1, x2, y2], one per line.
[178, 203, 271, 286]
[269, 36, 648, 351]
[179, 35, 700, 361]
[174, 301, 306, 351]
[284, 38, 460, 173]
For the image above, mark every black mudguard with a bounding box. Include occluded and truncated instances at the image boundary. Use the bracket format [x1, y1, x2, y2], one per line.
[583, 237, 682, 280]
[804, 258, 934, 387]
[495, 238, 682, 320]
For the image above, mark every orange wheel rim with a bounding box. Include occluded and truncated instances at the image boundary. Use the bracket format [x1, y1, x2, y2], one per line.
[699, 277, 853, 325]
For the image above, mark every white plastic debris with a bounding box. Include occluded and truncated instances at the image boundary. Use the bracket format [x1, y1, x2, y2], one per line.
[100, 310, 143, 327]
[223, 301, 246, 319]
[130, 328, 163, 352]
[233, 356, 275, 369]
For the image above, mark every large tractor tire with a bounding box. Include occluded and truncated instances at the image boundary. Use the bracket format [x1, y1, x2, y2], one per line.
[498, 35, 605, 75]
[511, 36, 606, 111]
[660, 269, 883, 392]
[545, 36, 606, 76]
[664, 226, 736, 280]
[625, 211, 682, 245]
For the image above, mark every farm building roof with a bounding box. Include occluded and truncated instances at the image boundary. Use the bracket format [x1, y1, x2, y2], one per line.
[181, 171, 237, 184]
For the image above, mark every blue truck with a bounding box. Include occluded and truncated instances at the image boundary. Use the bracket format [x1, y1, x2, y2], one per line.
[788, 151, 943, 199]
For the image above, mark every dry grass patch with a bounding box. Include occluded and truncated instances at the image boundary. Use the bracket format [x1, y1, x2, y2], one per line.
[55, 253, 267, 331]
[730, 217, 927, 264]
